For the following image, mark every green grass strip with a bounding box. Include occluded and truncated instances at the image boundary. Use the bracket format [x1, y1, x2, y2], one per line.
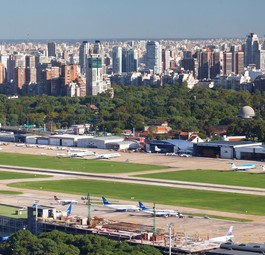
[8, 179, 265, 216]
[0, 171, 50, 180]
[185, 213, 252, 222]
[0, 152, 166, 173]
[0, 190, 22, 195]
[135, 170, 265, 189]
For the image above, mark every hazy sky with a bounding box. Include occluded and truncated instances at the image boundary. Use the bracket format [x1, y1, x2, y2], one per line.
[1, 0, 264, 40]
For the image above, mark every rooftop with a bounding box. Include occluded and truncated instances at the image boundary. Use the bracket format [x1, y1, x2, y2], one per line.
[197, 140, 260, 147]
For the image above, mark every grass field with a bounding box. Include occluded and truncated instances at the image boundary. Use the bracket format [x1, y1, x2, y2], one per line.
[0, 152, 166, 173]
[187, 213, 252, 222]
[0, 204, 27, 218]
[0, 190, 22, 195]
[0, 171, 50, 180]
[135, 170, 265, 189]
[8, 179, 265, 216]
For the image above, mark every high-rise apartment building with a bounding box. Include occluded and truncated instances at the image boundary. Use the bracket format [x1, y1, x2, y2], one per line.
[7, 55, 16, 82]
[48, 42, 56, 57]
[25, 55, 36, 84]
[234, 51, 244, 74]
[223, 51, 233, 75]
[181, 51, 195, 74]
[121, 48, 138, 73]
[146, 41, 162, 74]
[86, 54, 103, 96]
[61, 64, 78, 85]
[79, 41, 90, 74]
[0, 63, 5, 84]
[162, 49, 170, 72]
[259, 50, 265, 70]
[210, 51, 220, 78]
[14, 67, 26, 90]
[126, 49, 138, 72]
[93, 40, 104, 57]
[244, 33, 260, 67]
[112, 46, 122, 73]
[197, 49, 220, 80]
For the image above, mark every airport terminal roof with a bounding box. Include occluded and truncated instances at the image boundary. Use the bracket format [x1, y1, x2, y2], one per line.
[207, 242, 265, 254]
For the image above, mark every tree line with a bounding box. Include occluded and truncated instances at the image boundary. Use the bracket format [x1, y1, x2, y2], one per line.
[0, 230, 162, 255]
[1, 83, 265, 141]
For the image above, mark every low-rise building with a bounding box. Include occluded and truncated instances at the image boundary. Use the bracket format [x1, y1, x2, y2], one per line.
[194, 141, 262, 159]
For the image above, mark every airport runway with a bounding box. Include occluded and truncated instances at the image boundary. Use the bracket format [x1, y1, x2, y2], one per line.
[1, 165, 265, 196]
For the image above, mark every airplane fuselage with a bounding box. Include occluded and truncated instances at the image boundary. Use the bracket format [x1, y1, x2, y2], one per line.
[104, 204, 139, 212]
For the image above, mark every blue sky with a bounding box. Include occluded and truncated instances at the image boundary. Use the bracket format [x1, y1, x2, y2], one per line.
[1, 0, 264, 39]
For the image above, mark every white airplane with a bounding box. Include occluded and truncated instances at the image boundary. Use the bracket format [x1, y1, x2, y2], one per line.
[102, 196, 139, 212]
[68, 150, 95, 158]
[229, 162, 256, 170]
[138, 201, 183, 218]
[54, 196, 78, 206]
[96, 153, 121, 159]
[208, 226, 234, 243]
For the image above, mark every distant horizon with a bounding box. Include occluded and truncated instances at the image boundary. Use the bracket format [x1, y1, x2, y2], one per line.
[0, 36, 249, 43]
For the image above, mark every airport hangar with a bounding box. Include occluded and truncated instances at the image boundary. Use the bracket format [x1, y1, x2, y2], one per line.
[24, 134, 138, 150]
[193, 141, 265, 160]
[145, 139, 193, 154]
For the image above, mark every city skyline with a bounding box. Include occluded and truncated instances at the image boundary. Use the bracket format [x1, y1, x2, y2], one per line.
[1, 0, 264, 40]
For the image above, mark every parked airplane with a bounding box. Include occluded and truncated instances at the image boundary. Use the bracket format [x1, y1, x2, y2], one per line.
[54, 196, 78, 206]
[96, 153, 121, 159]
[68, 150, 95, 158]
[102, 196, 139, 212]
[208, 226, 234, 243]
[138, 202, 183, 218]
[229, 162, 256, 170]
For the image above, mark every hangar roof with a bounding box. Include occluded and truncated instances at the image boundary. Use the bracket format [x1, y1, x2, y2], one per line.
[150, 139, 193, 147]
[197, 141, 261, 147]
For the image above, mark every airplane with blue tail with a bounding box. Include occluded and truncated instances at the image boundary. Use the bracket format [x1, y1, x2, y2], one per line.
[229, 162, 256, 170]
[208, 226, 234, 243]
[66, 203, 72, 216]
[138, 201, 183, 218]
[102, 196, 139, 212]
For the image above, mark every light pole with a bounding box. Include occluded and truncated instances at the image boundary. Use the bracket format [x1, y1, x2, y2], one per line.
[43, 115, 47, 132]
[33, 200, 39, 235]
[168, 223, 174, 255]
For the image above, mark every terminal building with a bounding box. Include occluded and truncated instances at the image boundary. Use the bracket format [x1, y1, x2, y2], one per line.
[206, 242, 265, 255]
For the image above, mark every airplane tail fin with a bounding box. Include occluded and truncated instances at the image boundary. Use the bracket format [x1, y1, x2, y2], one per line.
[229, 163, 236, 169]
[138, 201, 148, 210]
[67, 203, 72, 216]
[226, 226, 233, 237]
[102, 196, 111, 205]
